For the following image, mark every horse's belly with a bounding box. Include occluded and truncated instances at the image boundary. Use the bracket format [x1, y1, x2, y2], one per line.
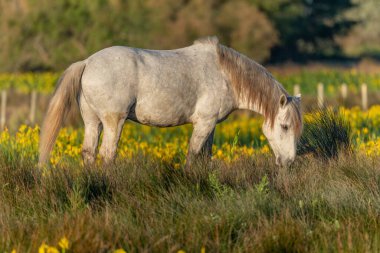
[127, 100, 192, 127]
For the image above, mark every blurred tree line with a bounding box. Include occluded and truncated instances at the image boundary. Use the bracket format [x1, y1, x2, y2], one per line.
[0, 0, 375, 72]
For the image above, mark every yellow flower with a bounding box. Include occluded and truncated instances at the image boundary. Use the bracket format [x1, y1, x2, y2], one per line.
[11, 250, 16, 253]
[47, 247, 59, 253]
[58, 236, 69, 250]
[177, 250, 186, 253]
[260, 145, 270, 154]
[39, 243, 48, 253]
[114, 249, 127, 253]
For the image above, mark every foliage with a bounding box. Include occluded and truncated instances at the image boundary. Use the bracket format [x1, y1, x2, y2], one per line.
[339, 0, 380, 57]
[0, 106, 379, 168]
[0, 72, 59, 93]
[0, 0, 278, 71]
[275, 68, 380, 95]
[216, 1, 278, 62]
[256, 0, 357, 61]
[0, 115, 269, 167]
[1, 69, 380, 96]
[298, 108, 351, 159]
[0, 0, 361, 71]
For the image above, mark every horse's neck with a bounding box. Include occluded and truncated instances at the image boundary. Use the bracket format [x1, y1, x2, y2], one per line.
[217, 43, 284, 118]
[236, 96, 265, 116]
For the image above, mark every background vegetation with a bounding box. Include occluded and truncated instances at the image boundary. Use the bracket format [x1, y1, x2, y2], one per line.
[0, 0, 378, 72]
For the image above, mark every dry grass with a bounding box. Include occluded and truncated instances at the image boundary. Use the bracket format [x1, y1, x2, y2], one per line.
[1, 152, 380, 252]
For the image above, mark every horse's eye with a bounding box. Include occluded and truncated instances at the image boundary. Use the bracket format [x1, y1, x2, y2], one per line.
[281, 124, 289, 131]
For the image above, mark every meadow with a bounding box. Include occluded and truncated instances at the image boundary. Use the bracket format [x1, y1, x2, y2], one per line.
[0, 70, 379, 252]
[0, 104, 380, 252]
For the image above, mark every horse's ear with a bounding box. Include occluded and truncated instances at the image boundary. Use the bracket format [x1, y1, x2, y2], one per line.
[280, 94, 287, 108]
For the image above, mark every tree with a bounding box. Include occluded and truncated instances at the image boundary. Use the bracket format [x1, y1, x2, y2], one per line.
[254, 0, 357, 62]
[338, 0, 380, 57]
[0, 0, 155, 71]
[216, 1, 278, 62]
[0, 0, 279, 71]
[2, 0, 360, 71]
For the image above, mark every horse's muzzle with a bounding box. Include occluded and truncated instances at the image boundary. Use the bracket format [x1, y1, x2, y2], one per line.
[276, 156, 294, 167]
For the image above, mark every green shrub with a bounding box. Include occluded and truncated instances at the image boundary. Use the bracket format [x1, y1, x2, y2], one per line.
[298, 108, 352, 159]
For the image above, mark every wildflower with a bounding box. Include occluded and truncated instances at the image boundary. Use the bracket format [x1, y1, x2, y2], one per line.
[39, 243, 48, 253]
[58, 237, 69, 250]
[47, 247, 59, 253]
[113, 249, 127, 253]
[260, 145, 270, 154]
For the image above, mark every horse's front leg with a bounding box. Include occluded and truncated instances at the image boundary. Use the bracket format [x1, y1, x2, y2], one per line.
[186, 121, 216, 168]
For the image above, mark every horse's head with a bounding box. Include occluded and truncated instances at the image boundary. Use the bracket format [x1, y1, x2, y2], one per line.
[262, 94, 302, 167]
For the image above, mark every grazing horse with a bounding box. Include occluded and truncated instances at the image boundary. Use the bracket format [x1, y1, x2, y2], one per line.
[39, 36, 302, 167]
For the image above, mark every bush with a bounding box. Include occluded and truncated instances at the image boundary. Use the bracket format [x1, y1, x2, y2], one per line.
[298, 108, 352, 159]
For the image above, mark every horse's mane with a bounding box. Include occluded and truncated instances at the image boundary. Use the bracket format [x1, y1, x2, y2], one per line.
[195, 36, 302, 135]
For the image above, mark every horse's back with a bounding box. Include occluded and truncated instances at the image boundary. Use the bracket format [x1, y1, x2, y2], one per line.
[81, 43, 234, 126]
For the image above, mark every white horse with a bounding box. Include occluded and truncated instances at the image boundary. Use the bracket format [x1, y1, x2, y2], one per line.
[39, 36, 302, 167]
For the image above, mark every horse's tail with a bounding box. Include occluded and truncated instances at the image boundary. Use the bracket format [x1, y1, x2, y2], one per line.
[39, 61, 86, 165]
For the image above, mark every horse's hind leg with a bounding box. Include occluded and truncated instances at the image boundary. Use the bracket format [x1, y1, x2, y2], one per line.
[80, 98, 102, 166]
[99, 112, 127, 165]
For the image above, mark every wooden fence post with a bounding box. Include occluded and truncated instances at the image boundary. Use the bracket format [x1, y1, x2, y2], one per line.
[317, 83, 324, 108]
[1, 90, 7, 129]
[341, 83, 348, 103]
[361, 83, 368, 111]
[29, 90, 37, 124]
[293, 84, 300, 96]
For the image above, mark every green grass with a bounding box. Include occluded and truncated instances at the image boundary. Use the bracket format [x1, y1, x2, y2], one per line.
[275, 70, 380, 95]
[1, 153, 380, 252]
[299, 108, 352, 159]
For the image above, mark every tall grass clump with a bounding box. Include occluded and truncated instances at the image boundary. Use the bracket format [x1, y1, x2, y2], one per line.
[298, 108, 352, 159]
